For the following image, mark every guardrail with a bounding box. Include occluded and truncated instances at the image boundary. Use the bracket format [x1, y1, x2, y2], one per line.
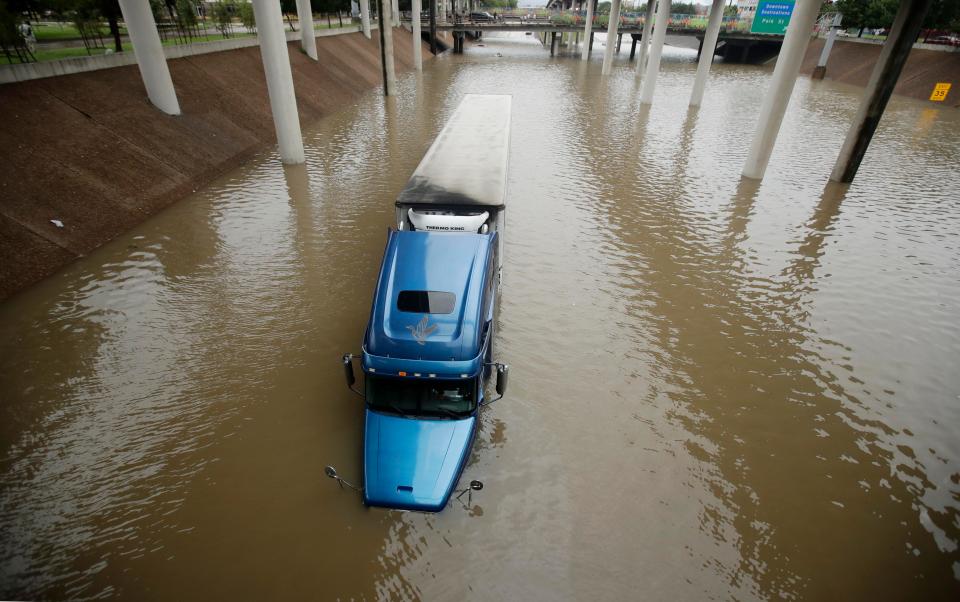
[427, 13, 759, 34]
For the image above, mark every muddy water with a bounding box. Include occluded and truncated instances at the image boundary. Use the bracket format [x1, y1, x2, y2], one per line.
[2, 33, 960, 600]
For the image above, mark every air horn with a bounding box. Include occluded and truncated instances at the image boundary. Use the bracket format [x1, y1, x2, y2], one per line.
[324, 465, 362, 492]
[455, 479, 484, 507]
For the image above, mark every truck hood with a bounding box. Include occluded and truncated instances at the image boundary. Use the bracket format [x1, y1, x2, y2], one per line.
[363, 410, 475, 512]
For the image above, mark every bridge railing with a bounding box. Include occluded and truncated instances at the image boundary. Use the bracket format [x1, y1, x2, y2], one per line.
[468, 12, 757, 34]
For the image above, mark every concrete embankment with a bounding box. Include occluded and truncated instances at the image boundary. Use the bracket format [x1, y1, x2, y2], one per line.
[0, 29, 430, 300]
[801, 37, 960, 107]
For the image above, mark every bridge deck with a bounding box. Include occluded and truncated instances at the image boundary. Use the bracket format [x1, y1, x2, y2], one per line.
[415, 21, 784, 41]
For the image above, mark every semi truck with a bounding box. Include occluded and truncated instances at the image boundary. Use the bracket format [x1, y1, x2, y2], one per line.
[341, 94, 512, 512]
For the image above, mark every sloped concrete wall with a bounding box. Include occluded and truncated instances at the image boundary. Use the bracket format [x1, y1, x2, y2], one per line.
[0, 29, 430, 300]
[801, 37, 960, 108]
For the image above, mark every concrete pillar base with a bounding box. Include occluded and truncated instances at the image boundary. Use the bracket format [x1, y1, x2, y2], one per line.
[360, 0, 371, 38]
[811, 65, 826, 80]
[636, 0, 655, 76]
[601, 0, 622, 74]
[830, 0, 932, 183]
[742, 0, 821, 179]
[251, 0, 304, 164]
[117, 0, 180, 115]
[412, 0, 423, 70]
[581, 0, 594, 61]
[296, 0, 317, 61]
[639, 0, 672, 101]
[689, 0, 725, 107]
[378, 0, 397, 95]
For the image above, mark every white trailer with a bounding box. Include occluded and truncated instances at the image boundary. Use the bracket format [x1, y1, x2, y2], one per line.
[395, 94, 511, 270]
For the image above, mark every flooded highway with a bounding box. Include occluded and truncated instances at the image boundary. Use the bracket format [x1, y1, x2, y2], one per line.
[2, 33, 959, 600]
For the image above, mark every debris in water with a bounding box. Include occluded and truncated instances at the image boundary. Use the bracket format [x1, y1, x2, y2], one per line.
[50, 219, 64, 228]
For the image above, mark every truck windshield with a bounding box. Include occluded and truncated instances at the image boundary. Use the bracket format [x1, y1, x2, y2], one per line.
[366, 376, 475, 418]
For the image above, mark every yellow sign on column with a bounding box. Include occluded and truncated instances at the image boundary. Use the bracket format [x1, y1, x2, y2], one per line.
[930, 83, 951, 102]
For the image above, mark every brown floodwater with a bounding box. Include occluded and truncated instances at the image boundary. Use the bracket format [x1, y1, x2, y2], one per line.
[2, 33, 959, 600]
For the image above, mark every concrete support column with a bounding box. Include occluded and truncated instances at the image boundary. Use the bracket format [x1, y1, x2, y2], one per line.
[251, 0, 304, 164]
[689, 0, 724, 107]
[429, 0, 437, 54]
[392, 0, 400, 26]
[741, 0, 821, 179]
[581, 0, 594, 60]
[295, 0, 317, 60]
[830, 0, 931, 183]
[636, 0, 654, 75]
[360, 0, 371, 38]
[813, 14, 842, 79]
[601, 0, 622, 75]
[378, 0, 397, 95]
[639, 0, 671, 102]
[412, 0, 423, 70]
[117, 0, 180, 115]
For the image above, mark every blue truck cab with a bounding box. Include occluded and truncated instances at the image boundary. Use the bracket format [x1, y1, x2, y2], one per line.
[342, 94, 512, 512]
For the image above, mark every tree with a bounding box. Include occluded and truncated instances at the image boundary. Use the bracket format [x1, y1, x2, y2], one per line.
[238, 0, 254, 31]
[280, 0, 296, 30]
[834, 0, 960, 34]
[924, 0, 960, 31]
[834, 0, 868, 33]
[96, 0, 122, 52]
[313, 0, 350, 28]
[671, 2, 698, 15]
[177, 0, 198, 28]
[834, 0, 895, 35]
[211, 0, 234, 36]
[0, 0, 37, 62]
[71, 0, 107, 52]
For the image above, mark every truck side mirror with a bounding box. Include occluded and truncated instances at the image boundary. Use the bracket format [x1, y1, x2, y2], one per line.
[343, 354, 356, 388]
[495, 364, 509, 395]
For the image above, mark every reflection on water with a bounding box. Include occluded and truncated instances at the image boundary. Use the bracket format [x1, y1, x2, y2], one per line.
[2, 32, 959, 600]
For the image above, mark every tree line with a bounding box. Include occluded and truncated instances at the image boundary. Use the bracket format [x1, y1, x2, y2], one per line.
[1, 0, 361, 61]
[827, 0, 958, 33]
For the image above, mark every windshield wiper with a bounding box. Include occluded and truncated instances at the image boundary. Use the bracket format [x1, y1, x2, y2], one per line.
[386, 404, 411, 417]
[432, 407, 468, 419]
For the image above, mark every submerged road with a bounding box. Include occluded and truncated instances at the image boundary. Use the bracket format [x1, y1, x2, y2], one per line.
[1, 32, 959, 600]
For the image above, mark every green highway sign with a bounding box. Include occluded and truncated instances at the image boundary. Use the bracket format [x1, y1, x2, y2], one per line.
[751, 1, 795, 35]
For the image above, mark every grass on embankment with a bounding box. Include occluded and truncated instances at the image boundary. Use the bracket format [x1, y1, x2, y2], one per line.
[33, 23, 127, 41]
[1, 32, 260, 64]
[7, 19, 355, 64]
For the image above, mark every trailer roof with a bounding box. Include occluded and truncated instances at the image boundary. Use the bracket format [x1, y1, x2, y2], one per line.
[396, 94, 512, 209]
